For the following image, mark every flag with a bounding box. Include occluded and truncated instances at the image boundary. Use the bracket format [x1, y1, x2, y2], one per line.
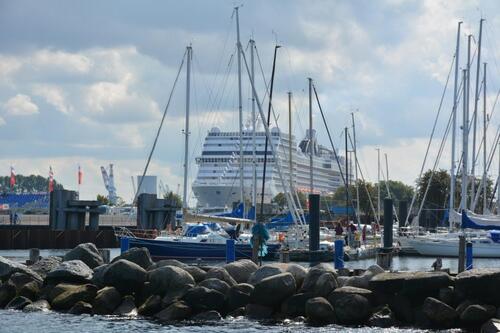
[48, 166, 54, 192]
[9, 166, 15, 189]
[78, 165, 83, 185]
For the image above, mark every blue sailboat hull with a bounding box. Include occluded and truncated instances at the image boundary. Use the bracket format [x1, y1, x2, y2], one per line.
[121, 237, 281, 261]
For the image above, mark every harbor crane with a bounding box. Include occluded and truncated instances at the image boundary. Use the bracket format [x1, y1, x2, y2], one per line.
[100, 164, 118, 205]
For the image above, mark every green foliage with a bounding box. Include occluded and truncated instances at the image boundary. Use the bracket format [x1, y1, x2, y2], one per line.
[96, 194, 110, 205]
[164, 191, 182, 207]
[272, 192, 307, 210]
[0, 174, 63, 193]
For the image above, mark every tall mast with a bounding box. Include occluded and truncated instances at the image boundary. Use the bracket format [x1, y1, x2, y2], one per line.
[470, 19, 484, 209]
[288, 91, 293, 194]
[235, 7, 244, 208]
[450, 22, 462, 221]
[377, 148, 381, 223]
[351, 112, 360, 225]
[461, 68, 469, 212]
[308, 78, 313, 194]
[482, 62, 487, 213]
[498, 144, 500, 214]
[182, 46, 192, 209]
[250, 39, 256, 220]
[345, 127, 349, 221]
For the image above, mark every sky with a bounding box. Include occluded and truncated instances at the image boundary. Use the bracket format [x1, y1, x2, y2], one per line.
[1, 0, 500, 205]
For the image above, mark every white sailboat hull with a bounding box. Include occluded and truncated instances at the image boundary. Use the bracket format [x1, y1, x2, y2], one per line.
[407, 235, 500, 258]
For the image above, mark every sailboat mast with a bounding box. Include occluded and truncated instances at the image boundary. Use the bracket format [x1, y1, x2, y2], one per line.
[250, 39, 256, 220]
[471, 19, 484, 209]
[461, 68, 469, 212]
[450, 22, 462, 220]
[351, 112, 360, 225]
[483, 62, 487, 213]
[377, 148, 381, 223]
[308, 78, 313, 194]
[345, 127, 349, 220]
[288, 91, 293, 194]
[235, 7, 244, 208]
[182, 46, 192, 209]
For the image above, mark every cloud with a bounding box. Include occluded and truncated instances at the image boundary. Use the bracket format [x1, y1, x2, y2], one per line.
[3, 94, 39, 116]
[0, 116, 5, 126]
[33, 85, 73, 114]
[31, 49, 92, 74]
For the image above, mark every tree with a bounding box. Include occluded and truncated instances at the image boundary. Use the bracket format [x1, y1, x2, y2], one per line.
[416, 169, 449, 228]
[164, 191, 182, 207]
[0, 174, 63, 193]
[96, 194, 110, 205]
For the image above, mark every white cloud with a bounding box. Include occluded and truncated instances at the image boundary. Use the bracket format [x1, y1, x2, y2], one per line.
[3, 94, 39, 116]
[31, 49, 92, 74]
[33, 85, 73, 114]
[0, 116, 5, 126]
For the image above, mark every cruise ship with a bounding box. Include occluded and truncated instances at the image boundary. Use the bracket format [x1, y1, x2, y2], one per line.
[192, 126, 350, 208]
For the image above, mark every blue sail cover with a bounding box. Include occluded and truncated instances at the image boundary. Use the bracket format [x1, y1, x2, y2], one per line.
[461, 210, 500, 230]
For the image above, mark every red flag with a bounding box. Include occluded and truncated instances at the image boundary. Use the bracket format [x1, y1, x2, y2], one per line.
[48, 166, 54, 192]
[78, 165, 83, 185]
[10, 166, 15, 189]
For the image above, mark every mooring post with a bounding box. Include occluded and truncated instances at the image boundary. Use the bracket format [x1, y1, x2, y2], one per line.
[458, 234, 466, 273]
[28, 248, 40, 265]
[465, 241, 473, 270]
[309, 194, 320, 265]
[377, 197, 393, 270]
[99, 249, 111, 264]
[334, 239, 344, 269]
[399, 200, 408, 227]
[120, 237, 130, 254]
[226, 239, 235, 263]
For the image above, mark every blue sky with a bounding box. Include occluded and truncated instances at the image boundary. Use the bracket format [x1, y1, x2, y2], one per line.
[1, 0, 499, 204]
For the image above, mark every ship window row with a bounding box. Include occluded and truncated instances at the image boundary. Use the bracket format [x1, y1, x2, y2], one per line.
[196, 157, 275, 163]
[208, 132, 280, 137]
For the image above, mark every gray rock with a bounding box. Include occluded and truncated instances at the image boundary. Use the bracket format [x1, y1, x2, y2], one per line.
[368, 305, 397, 328]
[64, 243, 104, 269]
[226, 283, 254, 312]
[182, 286, 226, 313]
[455, 299, 474, 316]
[92, 286, 122, 315]
[251, 272, 296, 307]
[248, 265, 285, 285]
[112, 247, 153, 270]
[245, 303, 274, 319]
[228, 307, 245, 317]
[149, 259, 187, 270]
[460, 304, 496, 325]
[138, 295, 162, 316]
[305, 297, 335, 324]
[482, 318, 500, 333]
[0, 256, 42, 281]
[23, 299, 51, 312]
[438, 286, 456, 307]
[51, 283, 98, 310]
[154, 301, 191, 322]
[328, 286, 373, 305]
[285, 264, 308, 289]
[162, 285, 192, 308]
[388, 294, 413, 323]
[455, 268, 500, 305]
[422, 297, 458, 328]
[147, 265, 195, 295]
[9, 272, 41, 290]
[18, 281, 40, 301]
[6, 296, 31, 310]
[68, 301, 93, 315]
[301, 264, 336, 292]
[113, 295, 137, 316]
[30, 256, 62, 278]
[46, 260, 93, 284]
[191, 310, 222, 321]
[91, 264, 108, 287]
[205, 267, 237, 286]
[102, 259, 146, 293]
[198, 278, 230, 295]
[181, 266, 206, 283]
[314, 272, 338, 297]
[369, 271, 452, 297]
[224, 259, 258, 283]
[336, 276, 349, 287]
[281, 292, 314, 318]
[333, 293, 371, 325]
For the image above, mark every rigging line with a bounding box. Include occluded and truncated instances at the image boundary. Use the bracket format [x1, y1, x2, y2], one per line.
[133, 49, 187, 204]
[406, 53, 455, 225]
[312, 84, 357, 215]
[484, 22, 500, 78]
[472, 127, 500, 208]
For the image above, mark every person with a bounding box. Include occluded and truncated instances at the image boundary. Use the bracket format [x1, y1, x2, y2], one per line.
[334, 223, 343, 238]
[431, 258, 442, 271]
[362, 224, 367, 245]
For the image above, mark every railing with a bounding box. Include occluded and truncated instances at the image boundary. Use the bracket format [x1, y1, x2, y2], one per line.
[0, 214, 136, 226]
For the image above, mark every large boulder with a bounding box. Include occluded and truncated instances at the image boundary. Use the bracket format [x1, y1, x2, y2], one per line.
[198, 278, 230, 295]
[51, 283, 98, 310]
[333, 293, 371, 325]
[388, 294, 414, 324]
[455, 268, 500, 305]
[328, 286, 373, 305]
[305, 297, 335, 324]
[6, 296, 31, 310]
[369, 271, 452, 297]
[301, 264, 336, 292]
[91, 264, 108, 287]
[460, 304, 496, 326]
[68, 301, 93, 315]
[154, 301, 191, 322]
[285, 264, 308, 289]
[248, 265, 285, 285]
[281, 292, 314, 318]
[149, 259, 186, 270]
[112, 247, 153, 270]
[113, 295, 137, 316]
[18, 281, 40, 301]
[46, 260, 93, 284]
[205, 267, 237, 286]
[251, 272, 296, 307]
[0, 256, 42, 281]
[192, 310, 222, 322]
[421, 297, 458, 328]
[224, 260, 258, 283]
[64, 243, 104, 269]
[23, 299, 51, 312]
[9, 272, 41, 291]
[102, 259, 146, 293]
[314, 272, 338, 297]
[368, 305, 398, 328]
[92, 286, 122, 315]
[138, 295, 162, 316]
[245, 303, 274, 319]
[482, 318, 500, 333]
[226, 283, 254, 312]
[162, 285, 192, 308]
[30, 256, 62, 278]
[344, 266, 383, 290]
[181, 266, 206, 283]
[182, 286, 226, 313]
[0, 282, 16, 308]
[147, 265, 195, 295]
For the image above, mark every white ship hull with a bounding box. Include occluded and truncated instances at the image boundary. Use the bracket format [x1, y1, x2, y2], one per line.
[406, 234, 500, 258]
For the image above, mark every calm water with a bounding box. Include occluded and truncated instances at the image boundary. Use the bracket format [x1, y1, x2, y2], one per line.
[0, 248, 495, 332]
